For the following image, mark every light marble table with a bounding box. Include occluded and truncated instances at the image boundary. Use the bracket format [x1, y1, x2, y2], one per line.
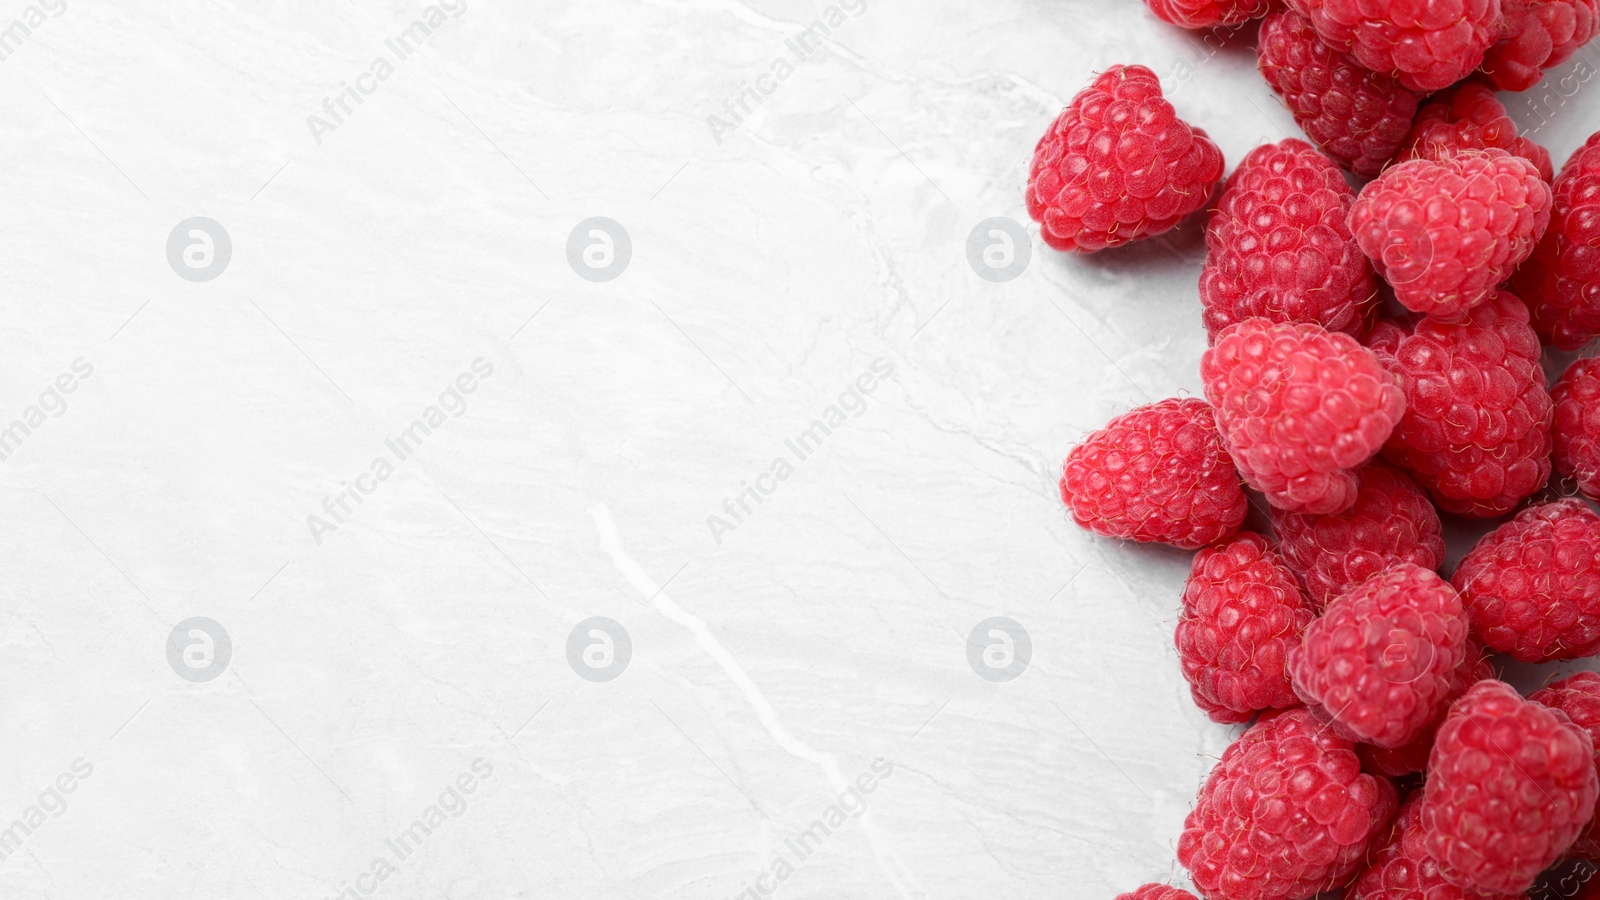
[2, 0, 1599, 897]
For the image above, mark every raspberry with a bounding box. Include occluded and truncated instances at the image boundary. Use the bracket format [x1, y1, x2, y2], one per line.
[1420, 679, 1599, 895]
[1530, 671, 1600, 859]
[1350, 791, 1526, 900]
[1272, 461, 1445, 610]
[1482, 0, 1600, 91]
[1199, 139, 1378, 341]
[1144, 0, 1272, 28]
[1257, 10, 1424, 179]
[1284, 0, 1506, 92]
[1060, 398, 1247, 549]
[1357, 640, 1494, 777]
[1451, 499, 1600, 661]
[1348, 150, 1553, 321]
[1201, 318, 1405, 514]
[1511, 130, 1600, 350]
[1178, 708, 1399, 900]
[1115, 886, 1200, 900]
[1395, 81, 1555, 182]
[1176, 533, 1314, 723]
[1026, 65, 1225, 252]
[1289, 563, 1469, 748]
[1367, 291, 1554, 517]
[1553, 357, 1600, 499]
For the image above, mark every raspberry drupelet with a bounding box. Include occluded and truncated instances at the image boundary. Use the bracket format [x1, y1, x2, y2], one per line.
[1348, 149, 1552, 321]
[1552, 357, 1600, 499]
[1176, 533, 1314, 723]
[1143, 0, 1272, 28]
[1481, 0, 1600, 91]
[1452, 499, 1600, 661]
[1199, 138, 1377, 341]
[1366, 290, 1554, 517]
[1059, 398, 1247, 549]
[1395, 80, 1555, 182]
[1201, 318, 1405, 515]
[1512, 129, 1600, 350]
[1178, 708, 1399, 900]
[1421, 679, 1599, 895]
[1027, 65, 1224, 253]
[1272, 461, 1445, 610]
[1256, 9, 1424, 178]
[1115, 885, 1201, 900]
[1284, 0, 1507, 92]
[1288, 563, 1469, 748]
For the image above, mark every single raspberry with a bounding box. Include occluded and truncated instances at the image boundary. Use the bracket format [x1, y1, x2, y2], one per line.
[1349, 150, 1553, 321]
[1452, 499, 1600, 661]
[1144, 0, 1273, 28]
[1395, 81, 1555, 182]
[1482, 0, 1600, 91]
[1511, 130, 1600, 350]
[1200, 139, 1378, 341]
[1357, 639, 1494, 777]
[1115, 886, 1200, 900]
[1178, 708, 1399, 900]
[1531, 671, 1600, 859]
[1177, 533, 1315, 723]
[1273, 461, 1445, 610]
[1257, 9, 1425, 179]
[1289, 563, 1469, 749]
[1201, 318, 1405, 515]
[1060, 398, 1247, 549]
[1553, 357, 1600, 499]
[1027, 65, 1225, 253]
[1284, 0, 1506, 92]
[1421, 679, 1599, 895]
[1367, 291, 1554, 517]
[1350, 790, 1526, 900]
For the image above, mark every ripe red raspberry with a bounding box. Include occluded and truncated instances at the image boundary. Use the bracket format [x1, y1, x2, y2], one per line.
[1530, 671, 1600, 859]
[1257, 10, 1424, 179]
[1177, 533, 1314, 723]
[1201, 318, 1405, 515]
[1421, 679, 1599, 895]
[1289, 563, 1469, 748]
[1350, 791, 1526, 900]
[1511, 130, 1600, 351]
[1273, 461, 1445, 610]
[1349, 150, 1553, 321]
[1144, 0, 1272, 28]
[1115, 886, 1200, 900]
[1060, 398, 1247, 549]
[1026, 65, 1224, 253]
[1482, 0, 1600, 91]
[1553, 357, 1600, 499]
[1451, 499, 1600, 661]
[1200, 139, 1378, 341]
[1284, 0, 1506, 92]
[1178, 708, 1399, 900]
[1395, 81, 1554, 182]
[1357, 639, 1493, 777]
[1367, 291, 1554, 517]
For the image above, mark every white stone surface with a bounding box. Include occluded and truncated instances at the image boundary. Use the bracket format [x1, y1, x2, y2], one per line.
[1, 0, 1599, 897]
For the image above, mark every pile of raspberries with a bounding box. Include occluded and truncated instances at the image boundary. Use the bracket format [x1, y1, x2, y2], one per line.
[1035, 2, 1600, 899]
